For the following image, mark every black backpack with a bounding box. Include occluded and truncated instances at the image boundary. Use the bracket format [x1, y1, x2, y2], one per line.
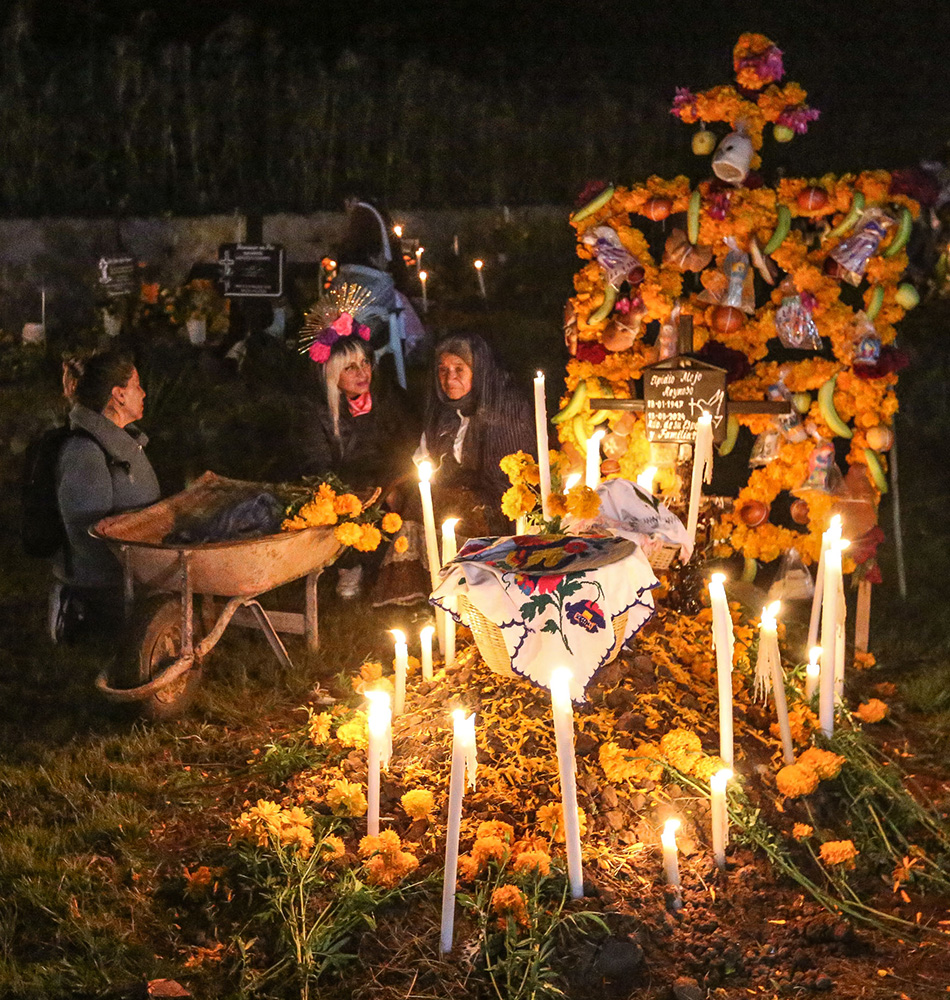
[20, 426, 111, 559]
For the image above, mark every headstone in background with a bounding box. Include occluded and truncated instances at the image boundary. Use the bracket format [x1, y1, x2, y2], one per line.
[218, 244, 285, 298]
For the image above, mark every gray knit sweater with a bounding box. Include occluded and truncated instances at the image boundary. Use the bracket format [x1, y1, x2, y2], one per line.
[55, 405, 160, 589]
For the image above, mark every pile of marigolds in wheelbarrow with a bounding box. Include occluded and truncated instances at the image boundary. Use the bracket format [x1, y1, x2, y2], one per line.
[93, 471, 401, 719]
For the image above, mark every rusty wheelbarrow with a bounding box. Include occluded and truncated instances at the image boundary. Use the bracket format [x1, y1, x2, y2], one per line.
[92, 471, 342, 719]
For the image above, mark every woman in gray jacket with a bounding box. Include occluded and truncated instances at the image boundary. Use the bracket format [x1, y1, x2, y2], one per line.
[53, 351, 160, 640]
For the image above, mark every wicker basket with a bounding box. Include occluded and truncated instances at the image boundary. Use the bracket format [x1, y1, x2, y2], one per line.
[458, 595, 628, 678]
[641, 538, 680, 570]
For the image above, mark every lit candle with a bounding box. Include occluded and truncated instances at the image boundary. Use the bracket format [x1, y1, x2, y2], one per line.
[585, 429, 606, 490]
[564, 471, 581, 493]
[473, 259, 487, 299]
[366, 690, 392, 837]
[661, 818, 682, 906]
[420, 624, 435, 681]
[452, 234, 459, 255]
[419, 269, 428, 313]
[440, 709, 477, 954]
[808, 515, 841, 652]
[392, 224, 403, 238]
[710, 768, 732, 869]
[819, 520, 842, 739]
[41, 287, 46, 330]
[707, 573, 734, 767]
[416, 246, 425, 270]
[805, 646, 821, 703]
[760, 602, 794, 764]
[441, 519, 459, 669]
[686, 412, 714, 549]
[834, 540, 849, 703]
[636, 465, 658, 493]
[390, 629, 409, 717]
[550, 668, 584, 898]
[533, 372, 552, 519]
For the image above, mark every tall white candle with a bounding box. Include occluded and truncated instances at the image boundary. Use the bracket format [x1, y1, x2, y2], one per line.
[41, 287, 46, 329]
[533, 372, 552, 519]
[473, 259, 487, 299]
[366, 690, 392, 837]
[420, 624, 435, 681]
[808, 515, 840, 652]
[834, 545, 848, 702]
[585, 429, 606, 490]
[419, 270, 428, 313]
[636, 465, 658, 493]
[710, 768, 732, 869]
[819, 524, 842, 738]
[417, 461, 441, 590]
[515, 516, 526, 535]
[761, 602, 794, 764]
[805, 646, 821, 703]
[440, 709, 476, 954]
[661, 818, 682, 906]
[550, 668, 584, 899]
[390, 629, 409, 716]
[686, 412, 714, 548]
[707, 573, 735, 766]
[416, 246, 425, 271]
[441, 519, 459, 669]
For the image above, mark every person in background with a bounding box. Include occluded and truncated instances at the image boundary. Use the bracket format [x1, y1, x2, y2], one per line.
[418, 333, 536, 536]
[293, 324, 418, 598]
[53, 351, 160, 640]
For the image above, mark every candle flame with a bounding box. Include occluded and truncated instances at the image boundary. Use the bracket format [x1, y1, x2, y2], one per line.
[392, 224, 403, 238]
[838, 538, 851, 551]
[710, 572, 726, 586]
[473, 259, 484, 270]
[661, 818, 680, 848]
[325, 259, 337, 270]
[636, 465, 657, 491]
[710, 768, 733, 791]
[451, 707, 467, 725]
[419, 269, 427, 281]
[418, 460, 433, 482]
[536, 370, 544, 380]
[390, 628, 407, 644]
[699, 410, 713, 424]
[564, 472, 581, 491]
[808, 646, 822, 668]
[366, 689, 391, 711]
[420, 624, 435, 640]
[442, 517, 460, 533]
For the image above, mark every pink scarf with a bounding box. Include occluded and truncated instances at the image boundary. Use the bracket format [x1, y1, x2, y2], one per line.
[347, 392, 373, 417]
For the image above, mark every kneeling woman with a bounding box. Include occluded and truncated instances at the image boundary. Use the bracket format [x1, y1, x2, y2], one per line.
[294, 319, 417, 597]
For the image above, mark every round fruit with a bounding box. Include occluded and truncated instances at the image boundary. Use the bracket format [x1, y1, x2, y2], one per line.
[712, 305, 744, 334]
[894, 283, 920, 310]
[644, 196, 673, 221]
[790, 498, 810, 525]
[797, 186, 829, 212]
[628, 265, 645, 285]
[602, 322, 635, 353]
[773, 124, 795, 143]
[792, 391, 812, 414]
[601, 458, 621, 476]
[692, 128, 717, 156]
[602, 432, 628, 459]
[866, 425, 894, 451]
[737, 499, 770, 527]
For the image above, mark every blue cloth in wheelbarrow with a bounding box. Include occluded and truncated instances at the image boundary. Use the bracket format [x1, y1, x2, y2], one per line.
[163, 491, 284, 545]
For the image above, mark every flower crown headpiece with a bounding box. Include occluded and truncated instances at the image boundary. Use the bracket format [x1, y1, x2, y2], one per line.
[299, 283, 375, 364]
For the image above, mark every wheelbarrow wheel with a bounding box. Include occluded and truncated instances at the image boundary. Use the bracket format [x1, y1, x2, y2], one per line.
[117, 595, 204, 721]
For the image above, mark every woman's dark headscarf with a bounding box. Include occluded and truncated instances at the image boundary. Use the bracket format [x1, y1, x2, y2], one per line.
[424, 334, 535, 504]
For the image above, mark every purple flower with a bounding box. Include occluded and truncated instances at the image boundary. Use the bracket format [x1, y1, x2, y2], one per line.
[777, 104, 821, 135]
[671, 87, 697, 118]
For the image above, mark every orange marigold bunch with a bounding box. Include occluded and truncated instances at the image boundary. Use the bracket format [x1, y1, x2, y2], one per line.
[325, 777, 367, 817]
[537, 802, 587, 843]
[491, 884, 530, 929]
[819, 840, 859, 867]
[400, 789, 435, 820]
[797, 747, 845, 780]
[854, 699, 888, 724]
[659, 728, 703, 774]
[512, 850, 551, 877]
[359, 830, 419, 887]
[775, 762, 820, 798]
[792, 823, 813, 841]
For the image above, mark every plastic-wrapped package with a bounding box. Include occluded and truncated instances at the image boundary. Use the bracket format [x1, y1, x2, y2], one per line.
[775, 294, 822, 350]
[798, 440, 842, 494]
[749, 425, 782, 466]
[768, 547, 814, 602]
[768, 381, 808, 443]
[657, 301, 681, 361]
[581, 225, 644, 288]
[829, 209, 894, 284]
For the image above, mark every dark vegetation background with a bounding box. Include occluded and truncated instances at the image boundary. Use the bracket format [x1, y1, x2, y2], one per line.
[3, 0, 950, 215]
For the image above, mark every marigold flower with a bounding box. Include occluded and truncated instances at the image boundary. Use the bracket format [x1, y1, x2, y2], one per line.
[792, 823, 813, 841]
[547, 492, 569, 517]
[354, 523, 382, 552]
[797, 747, 845, 781]
[182, 865, 213, 896]
[333, 493, 362, 516]
[334, 521, 363, 546]
[537, 802, 587, 843]
[500, 450, 534, 484]
[501, 484, 536, 520]
[307, 710, 332, 746]
[491, 884, 530, 929]
[381, 511, 402, 533]
[476, 820, 515, 844]
[692, 754, 729, 783]
[775, 762, 820, 798]
[363, 850, 418, 888]
[326, 778, 367, 817]
[336, 713, 368, 749]
[394, 535, 409, 554]
[456, 853, 480, 882]
[472, 835, 510, 869]
[321, 835, 346, 864]
[855, 699, 888, 724]
[512, 850, 551, 877]
[565, 484, 600, 520]
[659, 728, 703, 774]
[351, 661, 382, 694]
[819, 840, 858, 866]
[401, 789, 435, 820]
[248, 799, 283, 833]
[852, 650, 876, 671]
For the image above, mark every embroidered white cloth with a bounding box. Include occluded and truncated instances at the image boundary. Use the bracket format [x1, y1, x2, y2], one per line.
[431, 533, 658, 702]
